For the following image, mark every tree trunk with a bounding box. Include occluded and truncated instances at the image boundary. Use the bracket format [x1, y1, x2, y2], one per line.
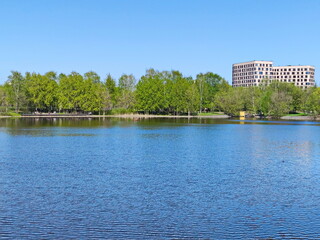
[15, 102, 19, 113]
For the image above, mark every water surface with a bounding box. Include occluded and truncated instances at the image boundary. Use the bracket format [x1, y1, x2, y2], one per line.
[0, 118, 320, 239]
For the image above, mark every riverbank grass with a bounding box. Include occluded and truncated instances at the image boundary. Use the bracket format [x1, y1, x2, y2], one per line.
[198, 112, 225, 116]
[0, 112, 21, 117]
[284, 113, 309, 117]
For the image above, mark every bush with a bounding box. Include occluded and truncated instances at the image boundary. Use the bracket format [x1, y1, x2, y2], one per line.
[108, 108, 135, 115]
[0, 112, 21, 117]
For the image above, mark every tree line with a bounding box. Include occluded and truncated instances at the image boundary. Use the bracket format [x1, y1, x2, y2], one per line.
[0, 69, 319, 118]
[215, 81, 320, 118]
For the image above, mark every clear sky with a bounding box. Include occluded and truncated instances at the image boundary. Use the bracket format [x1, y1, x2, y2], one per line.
[0, 0, 319, 84]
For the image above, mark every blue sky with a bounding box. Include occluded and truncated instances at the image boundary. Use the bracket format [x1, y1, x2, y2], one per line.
[0, 0, 319, 84]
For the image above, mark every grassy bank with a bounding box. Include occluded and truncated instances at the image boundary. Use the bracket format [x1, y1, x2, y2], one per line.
[198, 112, 225, 116]
[0, 112, 21, 117]
[284, 113, 309, 117]
[18, 113, 230, 119]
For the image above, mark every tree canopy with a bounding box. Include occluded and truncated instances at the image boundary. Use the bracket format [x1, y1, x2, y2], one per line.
[0, 70, 318, 118]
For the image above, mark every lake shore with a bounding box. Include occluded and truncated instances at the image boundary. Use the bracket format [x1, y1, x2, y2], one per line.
[16, 114, 231, 119]
[1, 114, 319, 121]
[280, 115, 320, 121]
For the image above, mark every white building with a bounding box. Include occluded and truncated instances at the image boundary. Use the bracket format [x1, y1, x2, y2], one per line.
[232, 60, 315, 89]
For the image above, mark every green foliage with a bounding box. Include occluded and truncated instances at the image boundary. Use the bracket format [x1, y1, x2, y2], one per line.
[135, 69, 200, 115]
[135, 69, 170, 113]
[0, 111, 21, 117]
[105, 74, 117, 105]
[198, 112, 224, 116]
[117, 74, 136, 109]
[213, 82, 305, 118]
[108, 108, 134, 115]
[80, 71, 102, 112]
[196, 72, 229, 112]
[170, 74, 190, 114]
[25, 72, 58, 111]
[186, 83, 200, 115]
[0, 85, 9, 112]
[269, 91, 292, 118]
[304, 87, 320, 117]
[58, 72, 84, 111]
[6, 112, 21, 117]
[285, 113, 308, 117]
[0, 70, 319, 118]
[6, 71, 27, 112]
[214, 87, 245, 116]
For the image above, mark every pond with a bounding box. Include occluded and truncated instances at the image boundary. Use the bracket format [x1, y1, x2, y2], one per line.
[0, 117, 320, 239]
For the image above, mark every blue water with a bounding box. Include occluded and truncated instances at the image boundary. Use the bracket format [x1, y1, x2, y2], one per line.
[0, 118, 320, 239]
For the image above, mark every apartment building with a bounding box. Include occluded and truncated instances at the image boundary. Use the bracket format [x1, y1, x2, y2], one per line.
[272, 65, 315, 88]
[232, 60, 315, 88]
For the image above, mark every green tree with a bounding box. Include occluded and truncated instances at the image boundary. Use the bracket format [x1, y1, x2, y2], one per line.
[117, 74, 136, 109]
[257, 81, 304, 117]
[135, 69, 169, 114]
[170, 75, 189, 115]
[105, 74, 117, 108]
[0, 85, 9, 112]
[305, 87, 320, 117]
[80, 71, 102, 113]
[268, 81, 303, 112]
[242, 87, 262, 114]
[58, 72, 84, 112]
[100, 85, 113, 114]
[25, 72, 58, 112]
[214, 87, 245, 116]
[185, 82, 200, 116]
[196, 72, 229, 112]
[269, 91, 292, 117]
[6, 71, 27, 113]
[258, 89, 272, 116]
[196, 75, 205, 113]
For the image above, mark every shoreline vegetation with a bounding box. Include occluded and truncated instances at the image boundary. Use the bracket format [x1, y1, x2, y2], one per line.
[0, 69, 319, 120]
[0, 113, 319, 121]
[21, 114, 230, 119]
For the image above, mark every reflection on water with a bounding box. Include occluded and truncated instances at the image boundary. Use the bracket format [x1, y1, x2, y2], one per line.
[239, 116, 245, 124]
[0, 118, 320, 239]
